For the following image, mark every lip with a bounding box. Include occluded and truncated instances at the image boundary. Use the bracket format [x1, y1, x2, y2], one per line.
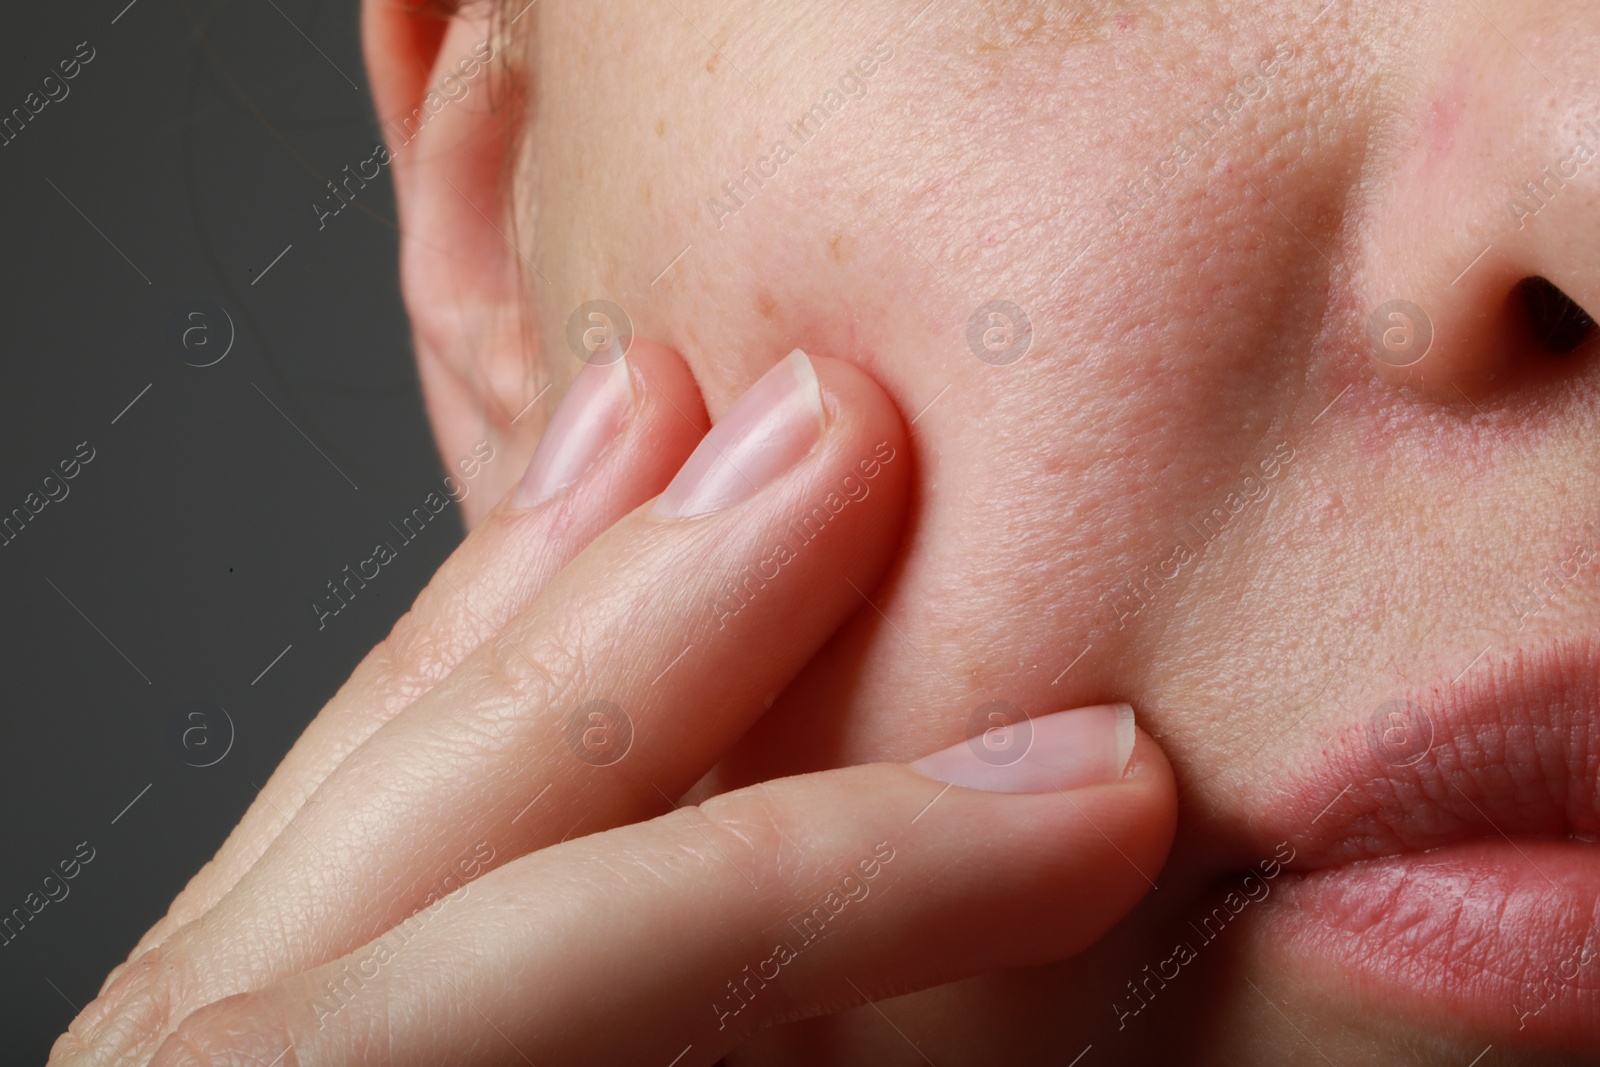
[1243, 636, 1600, 1053]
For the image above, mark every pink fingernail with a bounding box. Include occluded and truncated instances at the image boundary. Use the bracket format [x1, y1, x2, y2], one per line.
[653, 349, 824, 518]
[909, 704, 1138, 793]
[513, 354, 633, 508]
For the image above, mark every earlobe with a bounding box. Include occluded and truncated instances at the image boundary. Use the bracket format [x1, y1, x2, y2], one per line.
[362, 0, 544, 530]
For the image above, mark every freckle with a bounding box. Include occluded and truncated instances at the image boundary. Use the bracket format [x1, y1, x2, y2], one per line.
[828, 235, 847, 262]
[655, 118, 666, 138]
[706, 54, 721, 73]
[756, 290, 777, 320]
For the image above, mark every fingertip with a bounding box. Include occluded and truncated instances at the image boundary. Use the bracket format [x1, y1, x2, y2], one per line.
[1122, 723, 1178, 799]
[494, 337, 709, 518]
[1049, 723, 1179, 896]
[1086, 723, 1181, 888]
[888, 714, 1177, 964]
[802, 350, 911, 457]
[621, 338, 710, 442]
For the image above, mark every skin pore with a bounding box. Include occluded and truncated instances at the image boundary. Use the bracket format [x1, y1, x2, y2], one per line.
[390, 0, 1600, 1062]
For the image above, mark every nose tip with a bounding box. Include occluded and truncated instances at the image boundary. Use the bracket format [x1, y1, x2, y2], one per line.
[1353, 50, 1600, 399]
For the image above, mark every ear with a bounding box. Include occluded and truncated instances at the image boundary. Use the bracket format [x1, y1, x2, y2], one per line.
[362, 0, 542, 527]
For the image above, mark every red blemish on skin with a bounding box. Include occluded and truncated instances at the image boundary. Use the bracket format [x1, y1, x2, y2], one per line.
[1116, 14, 1134, 30]
[1312, 491, 1344, 521]
[1425, 89, 1465, 161]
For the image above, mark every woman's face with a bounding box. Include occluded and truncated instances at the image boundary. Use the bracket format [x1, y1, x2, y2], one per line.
[454, 0, 1600, 1060]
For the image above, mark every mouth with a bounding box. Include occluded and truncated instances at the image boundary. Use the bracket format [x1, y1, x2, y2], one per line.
[1242, 636, 1600, 1054]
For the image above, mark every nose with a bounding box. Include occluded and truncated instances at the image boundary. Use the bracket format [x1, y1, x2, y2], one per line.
[1354, 36, 1600, 398]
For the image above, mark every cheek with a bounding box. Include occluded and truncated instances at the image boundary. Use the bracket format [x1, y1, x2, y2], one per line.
[532, 0, 1593, 819]
[533, 3, 1359, 769]
[528, 3, 1600, 1059]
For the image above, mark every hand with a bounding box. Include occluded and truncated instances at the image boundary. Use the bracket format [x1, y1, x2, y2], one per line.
[51, 345, 1177, 1067]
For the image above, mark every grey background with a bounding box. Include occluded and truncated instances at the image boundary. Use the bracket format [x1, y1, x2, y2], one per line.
[1, 1, 457, 1058]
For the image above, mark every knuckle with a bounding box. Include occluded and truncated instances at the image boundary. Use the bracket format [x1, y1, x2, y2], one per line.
[162, 991, 291, 1066]
[481, 629, 560, 705]
[670, 789, 800, 888]
[371, 605, 458, 698]
[479, 627, 591, 734]
[64, 940, 195, 1061]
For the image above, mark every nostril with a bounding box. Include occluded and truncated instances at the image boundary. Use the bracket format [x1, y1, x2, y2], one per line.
[1515, 276, 1596, 355]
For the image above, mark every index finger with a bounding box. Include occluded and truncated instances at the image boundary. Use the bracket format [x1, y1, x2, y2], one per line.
[56, 351, 912, 1067]
[120, 341, 706, 963]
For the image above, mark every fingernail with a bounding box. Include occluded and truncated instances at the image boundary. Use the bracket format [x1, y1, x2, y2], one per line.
[909, 703, 1137, 793]
[653, 349, 824, 518]
[513, 354, 633, 508]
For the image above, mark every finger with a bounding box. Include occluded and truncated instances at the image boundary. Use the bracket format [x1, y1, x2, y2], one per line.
[65, 350, 912, 1067]
[149, 707, 1177, 1067]
[109, 345, 705, 967]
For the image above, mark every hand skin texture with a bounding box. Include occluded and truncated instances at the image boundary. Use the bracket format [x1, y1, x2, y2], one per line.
[47, 344, 1176, 1067]
[54, 0, 1600, 1063]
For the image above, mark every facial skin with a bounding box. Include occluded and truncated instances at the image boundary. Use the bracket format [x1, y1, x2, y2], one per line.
[390, 0, 1600, 1062]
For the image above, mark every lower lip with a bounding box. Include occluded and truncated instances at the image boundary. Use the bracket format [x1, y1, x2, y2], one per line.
[1257, 838, 1600, 1053]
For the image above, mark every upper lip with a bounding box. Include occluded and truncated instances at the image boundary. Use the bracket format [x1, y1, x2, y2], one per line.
[1247, 635, 1600, 871]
